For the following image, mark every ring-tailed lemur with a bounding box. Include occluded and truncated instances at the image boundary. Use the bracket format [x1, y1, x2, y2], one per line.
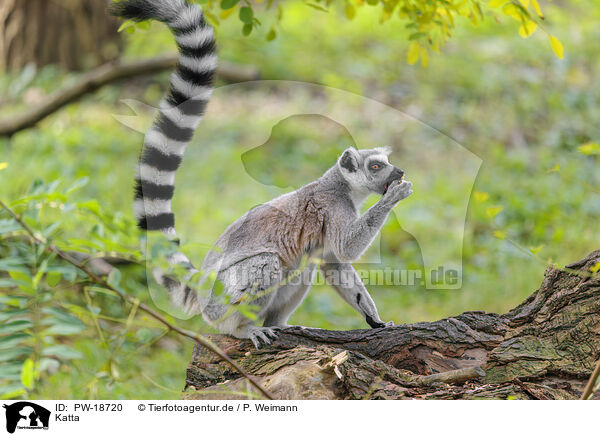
[112, 0, 413, 348]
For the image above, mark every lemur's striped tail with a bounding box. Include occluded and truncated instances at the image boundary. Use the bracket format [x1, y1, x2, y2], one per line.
[111, 0, 216, 313]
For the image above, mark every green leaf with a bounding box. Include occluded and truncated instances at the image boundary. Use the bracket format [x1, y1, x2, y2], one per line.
[136, 328, 154, 343]
[266, 28, 277, 41]
[0, 362, 24, 380]
[220, 5, 237, 19]
[408, 32, 427, 41]
[0, 320, 33, 334]
[107, 268, 122, 289]
[488, 0, 507, 7]
[473, 191, 490, 202]
[0, 295, 28, 308]
[203, 9, 220, 26]
[76, 200, 101, 215]
[0, 333, 30, 349]
[220, 0, 240, 10]
[42, 307, 86, 335]
[0, 279, 15, 287]
[578, 142, 600, 156]
[518, 20, 537, 38]
[0, 346, 33, 362]
[242, 23, 253, 36]
[8, 270, 31, 286]
[33, 259, 48, 288]
[42, 221, 61, 238]
[305, 2, 329, 12]
[135, 21, 151, 30]
[0, 258, 26, 272]
[0, 309, 28, 322]
[486, 206, 504, 219]
[547, 164, 560, 173]
[39, 358, 60, 372]
[407, 41, 421, 65]
[236, 304, 260, 320]
[502, 3, 522, 20]
[66, 238, 104, 252]
[21, 358, 35, 389]
[42, 345, 83, 360]
[42, 307, 82, 324]
[239, 6, 254, 23]
[0, 219, 20, 235]
[345, 4, 356, 20]
[44, 323, 86, 335]
[46, 271, 62, 287]
[117, 19, 135, 33]
[0, 384, 27, 400]
[529, 245, 545, 254]
[493, 230, 506, 240]
[66, 177, 89, 194]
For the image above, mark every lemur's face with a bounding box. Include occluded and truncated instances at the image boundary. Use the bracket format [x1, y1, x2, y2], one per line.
[338, 146, 405, 195]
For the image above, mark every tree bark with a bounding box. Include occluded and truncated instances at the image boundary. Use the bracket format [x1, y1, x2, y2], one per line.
[184, 250, 600, 399]
[0, 0, 121, 71]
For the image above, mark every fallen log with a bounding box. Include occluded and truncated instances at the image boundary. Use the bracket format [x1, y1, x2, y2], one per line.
[184, 250, 600, 399]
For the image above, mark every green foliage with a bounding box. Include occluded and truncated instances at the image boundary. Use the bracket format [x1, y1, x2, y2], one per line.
[117, 0, 563, 64]
[0, 177, 188, 399]
[0, 178, 141, 399]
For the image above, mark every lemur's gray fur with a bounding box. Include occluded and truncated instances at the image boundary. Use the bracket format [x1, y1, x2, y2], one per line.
[199, 147, 413, 347]
[112, 0, 413, 348]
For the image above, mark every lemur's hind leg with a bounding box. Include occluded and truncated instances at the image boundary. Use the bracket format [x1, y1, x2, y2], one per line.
[202, 253, 284, 348]
[263, 263, 317, 328]
[320, 262, 393, 328]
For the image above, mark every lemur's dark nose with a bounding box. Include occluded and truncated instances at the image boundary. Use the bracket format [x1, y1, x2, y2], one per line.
[393, 168, 405, 179]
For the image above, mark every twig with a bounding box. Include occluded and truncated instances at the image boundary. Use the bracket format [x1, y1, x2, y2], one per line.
[0, 199, 274, 400]
[580, 357, 600, 400]
[0, 55, 260, 137]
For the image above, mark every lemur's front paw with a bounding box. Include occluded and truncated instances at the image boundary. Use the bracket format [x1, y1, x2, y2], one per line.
[371, 320, 394, 328]
[383, 180, 413, 206]
[248, 326, 280, 349]
[366, 316, 395, 329]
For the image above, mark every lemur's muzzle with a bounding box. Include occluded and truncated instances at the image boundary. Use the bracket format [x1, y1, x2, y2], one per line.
[383, 168, 405, 194]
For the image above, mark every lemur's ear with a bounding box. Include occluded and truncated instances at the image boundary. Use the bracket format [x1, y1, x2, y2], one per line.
[374, 145, 392, 156]
[339, 147, 359, 173]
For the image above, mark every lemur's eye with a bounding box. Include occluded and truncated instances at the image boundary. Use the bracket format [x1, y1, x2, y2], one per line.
[370, 163, 381, 170]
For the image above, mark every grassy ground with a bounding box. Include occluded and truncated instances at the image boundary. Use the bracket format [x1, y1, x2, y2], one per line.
[1, 1, 598, 399]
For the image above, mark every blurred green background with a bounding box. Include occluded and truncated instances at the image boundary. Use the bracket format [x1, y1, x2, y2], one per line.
[1, 0, 599, 399]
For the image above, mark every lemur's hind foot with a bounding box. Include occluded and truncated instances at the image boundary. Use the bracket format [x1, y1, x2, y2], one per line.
[246, 326, 281, 348]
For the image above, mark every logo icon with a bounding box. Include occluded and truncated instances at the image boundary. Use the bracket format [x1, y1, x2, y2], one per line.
[2, 402, 50, 434]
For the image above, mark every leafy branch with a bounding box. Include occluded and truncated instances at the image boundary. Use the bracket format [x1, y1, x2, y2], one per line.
[177, 0, 565, 66]
[0, 199, 274, 400]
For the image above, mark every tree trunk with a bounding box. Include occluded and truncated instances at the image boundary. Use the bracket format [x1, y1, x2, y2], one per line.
[0, 0, 121, 71]
[184, 250, 600, 399]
